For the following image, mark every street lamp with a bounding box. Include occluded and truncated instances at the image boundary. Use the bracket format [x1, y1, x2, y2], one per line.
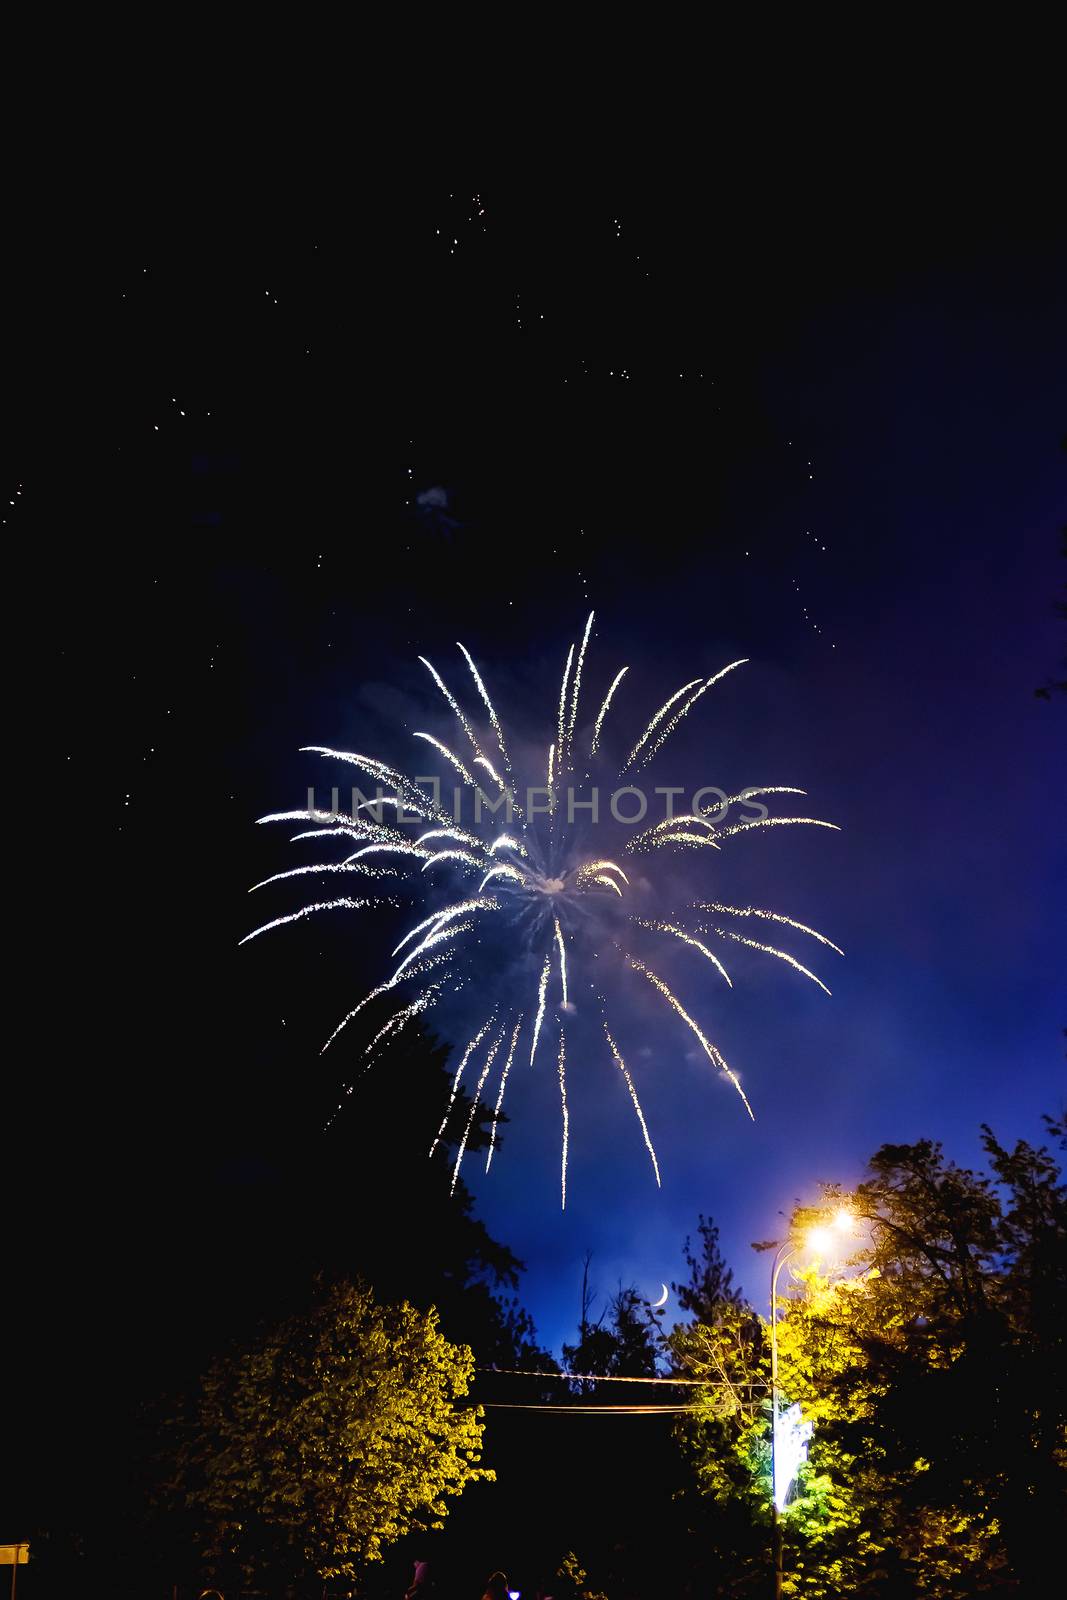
[769, 1208, 852, 1599]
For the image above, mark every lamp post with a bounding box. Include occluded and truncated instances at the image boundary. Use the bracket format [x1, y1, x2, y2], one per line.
[768, 1209, 853, 1599]
[769, 1238, 799, 1600]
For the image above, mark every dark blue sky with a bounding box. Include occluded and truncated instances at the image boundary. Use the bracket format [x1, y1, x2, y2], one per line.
[12, 180, 1064, 1386]
[216, 243, 1063, 1356]
[446, 281, 1066, 1348]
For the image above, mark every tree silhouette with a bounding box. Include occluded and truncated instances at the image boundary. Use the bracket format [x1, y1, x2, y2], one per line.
[676, 1118, 1067, 1594]
[672, 1213, 743, 1322]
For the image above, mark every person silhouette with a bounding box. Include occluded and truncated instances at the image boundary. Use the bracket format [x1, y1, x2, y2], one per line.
[406, 1559, 436, 1600]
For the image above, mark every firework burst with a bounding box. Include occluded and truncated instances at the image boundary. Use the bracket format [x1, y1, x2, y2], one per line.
[244, 614, 841, 1206]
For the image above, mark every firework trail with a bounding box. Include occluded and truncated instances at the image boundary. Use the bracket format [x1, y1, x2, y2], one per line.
[695, 926, 832, 995]
[457, 641, 513, 781]
[300, 746, 446, 823]
[479, 863, 527, 891]
[418, 658, 485, 769]
[489, 834, 527, 857]
[716, 816, 841, 841]
[412, 731, 476, 787]
[591, 666, 629, 756]
[623, 950, 755, 1122]
[591, 874, 623, 896]
[564, 609, 595, 768]
[486, 1015, 523, 1173]
[390, 916, 475, 982]
[250, 861, 402, 892]
[604, 1020, 660, 1187]
[556, 646, 574, 768]
[244, 613, 841, 1196]
[429, 1013, 497, 1159]
[239, 896, 384, 944]
[416, 825, 483, 850]
[391, 897, 497, 958]
[530, 955, 552, 1066]
[692, 902, 844, 955]
[452, 1025, 506, 1194]
[554, 916, 569, 1008]
[623, 679, 702, 772]
[633, 919, 733, 987]
[579, 860, 630, 886]
[421, 848, 484, 875]
[325, 986, 441, 1129]
[637, 660, 748, 770]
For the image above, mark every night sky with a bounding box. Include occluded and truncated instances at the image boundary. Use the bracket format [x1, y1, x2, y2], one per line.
[6, 168, 1065, 1501]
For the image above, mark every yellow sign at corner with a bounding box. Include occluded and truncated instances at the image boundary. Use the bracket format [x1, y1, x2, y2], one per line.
[0, 1545, 28, 1565]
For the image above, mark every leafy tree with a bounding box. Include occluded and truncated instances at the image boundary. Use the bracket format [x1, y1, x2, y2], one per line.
[167, 1277, 492, 1584]
[669, 1235, 773, 1594]
[675, 1118, 1067, 1595]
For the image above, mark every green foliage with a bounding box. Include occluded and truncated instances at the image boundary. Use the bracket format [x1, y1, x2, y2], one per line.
[671, 1300, 770, 1513]
[167, 1277, 493, 1582]
[669, 1300, 776, 1593]
[676, 1118, 1067, 1595]
[554, 1549, 611, 1600]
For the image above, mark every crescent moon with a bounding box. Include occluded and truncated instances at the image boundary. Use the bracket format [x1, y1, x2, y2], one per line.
[652, 1283, 669, 1309]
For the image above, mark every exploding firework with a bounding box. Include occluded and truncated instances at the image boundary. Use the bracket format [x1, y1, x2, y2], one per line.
[243, 614, 841, 1206]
